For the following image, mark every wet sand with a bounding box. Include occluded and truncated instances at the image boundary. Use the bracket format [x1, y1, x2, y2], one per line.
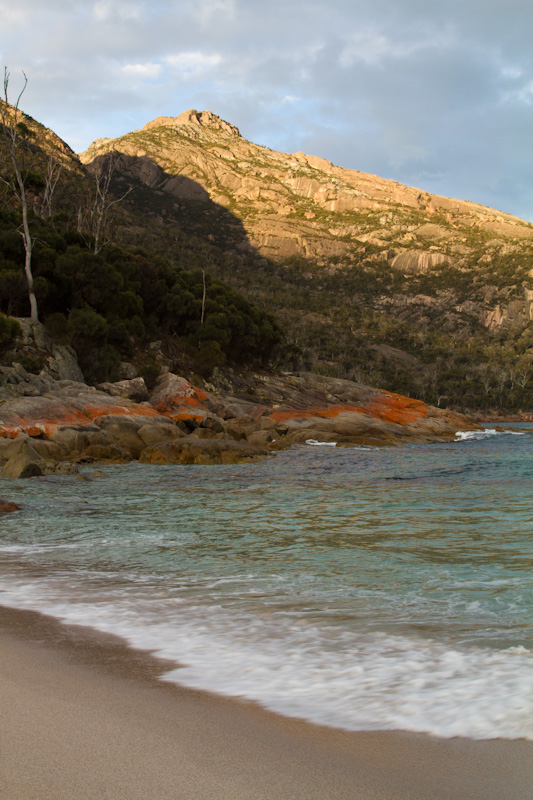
[1, 604, 531, 800]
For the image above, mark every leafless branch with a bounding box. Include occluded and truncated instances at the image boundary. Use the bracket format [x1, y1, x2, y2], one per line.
[0, 67, 38, 321]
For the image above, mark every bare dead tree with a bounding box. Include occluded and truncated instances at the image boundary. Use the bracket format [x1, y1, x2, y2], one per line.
[79, 153, 132, 254]
[0, 68, 38, 321]
[515, 367, 531, 390]
[39, 155, 62, 218]
[201, 268, 207, 324]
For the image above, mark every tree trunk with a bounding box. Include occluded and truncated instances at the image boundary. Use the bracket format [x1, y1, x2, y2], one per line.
[16, 165, 38, 321]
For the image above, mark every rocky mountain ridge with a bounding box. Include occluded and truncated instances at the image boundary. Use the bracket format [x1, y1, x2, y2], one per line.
[80, 108, 533, 267]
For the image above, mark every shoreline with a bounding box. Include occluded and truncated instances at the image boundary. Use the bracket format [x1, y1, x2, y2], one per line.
[1, 603, 532, 800]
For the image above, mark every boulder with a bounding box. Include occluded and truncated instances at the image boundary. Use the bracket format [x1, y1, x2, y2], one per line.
[40, 460, 80, 476]
[92, 416, 147, 457]
[223, 416, 261, 441]
[0, 434, 67, 462]
[97, 377, 149, 402]
[0, 499, 21, 512]
[246, 429, 278, 446]
[137, 422, 185, 447]
[1, 455, 43, 479]
[48, 344, 85, 382]
[150, 372, 226, 422]
[49, 426, 114, 454]
[194, 428, 216, 440]
[0, 435, 46, 462]
[198, 414, 225, 433]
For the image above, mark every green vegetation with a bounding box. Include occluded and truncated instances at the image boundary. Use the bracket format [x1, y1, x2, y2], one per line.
[0, 310, 21, 348]
[187, 245, 533, 414]
[0, 208, 283, 382]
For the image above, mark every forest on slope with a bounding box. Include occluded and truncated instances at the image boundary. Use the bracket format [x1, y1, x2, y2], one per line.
[0, 101, 282, 384]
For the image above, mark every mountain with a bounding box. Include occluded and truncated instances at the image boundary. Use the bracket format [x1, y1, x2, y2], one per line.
[80, 109, 533, 260]
[79, 110, 533, 414]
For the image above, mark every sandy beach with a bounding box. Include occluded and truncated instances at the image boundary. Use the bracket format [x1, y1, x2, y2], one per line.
[0, 604, 531, 800]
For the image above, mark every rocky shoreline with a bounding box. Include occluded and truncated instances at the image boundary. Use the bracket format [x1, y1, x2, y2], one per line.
[0, 354, 479, 481]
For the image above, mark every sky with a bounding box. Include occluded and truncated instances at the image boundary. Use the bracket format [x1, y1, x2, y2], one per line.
[1, 0, 532, 221]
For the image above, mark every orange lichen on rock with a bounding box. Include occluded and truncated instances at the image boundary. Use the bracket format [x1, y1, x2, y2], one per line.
[0, 408, 92, 438]
[357, 392, 428, 425]
[149, 373, 223, 424]
[268, 392, 427, 426]
[152, 394, 212, 424]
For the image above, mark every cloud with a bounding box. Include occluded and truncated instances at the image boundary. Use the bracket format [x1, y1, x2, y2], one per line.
[164, 52, 222, 75]
[0, 0, 531, 219]
[121, 62, 162, 79]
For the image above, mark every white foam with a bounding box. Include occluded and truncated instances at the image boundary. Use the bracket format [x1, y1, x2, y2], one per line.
[455, 428, 524, 441]
[306, 439, 338, 446]
[1, 576, 531, 741]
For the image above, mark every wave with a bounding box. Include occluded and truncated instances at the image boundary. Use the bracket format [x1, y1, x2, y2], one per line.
[455, 429, 525, 442]
[0, 575, 531, 742]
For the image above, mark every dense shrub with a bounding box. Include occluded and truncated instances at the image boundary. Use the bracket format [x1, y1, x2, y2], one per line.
[0, 211, 283, 381]
[0, 312, 21, 349]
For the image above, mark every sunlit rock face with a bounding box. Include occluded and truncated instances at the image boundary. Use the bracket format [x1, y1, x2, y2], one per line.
[80, 108, 533, 267]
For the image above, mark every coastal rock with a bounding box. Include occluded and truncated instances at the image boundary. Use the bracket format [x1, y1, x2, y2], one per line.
[8, 320, 84, 383]
[198, 414, 225, 433]
[0, 434, 67, 462]
[246, 429, 279, 446]
[1, 455, 43, 479]
[150, 372, 226, 422]
[212, 371, 475, 445]
[48, 344, 85, 382]
[0, 435, 58, 462]
[223, 417, 261, 441]
[92, 416, 149, 458]
[40, 460, 80, 476]
[137, 422, 185, 447]
[80, 444, 133, 463]
[97, 377, 149, 402]
[0, 362, 479, 468]
[48, 426, 114, 454]
[0, 499, 21, 512]
[139, 437, 268, 465]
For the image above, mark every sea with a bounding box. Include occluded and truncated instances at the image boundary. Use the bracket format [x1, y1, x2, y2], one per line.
[0, 425, 532, 740]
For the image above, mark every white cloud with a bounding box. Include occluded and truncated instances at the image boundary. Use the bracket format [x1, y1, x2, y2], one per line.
[164, 52, 222, 75]
[0, 5, 28, 25]
[196, 0, 236, 24]
[501, 66, 523, 80]
[503, 80, 533, 106]
[121, 62, 162, 79]
[92, 0, 143, 21]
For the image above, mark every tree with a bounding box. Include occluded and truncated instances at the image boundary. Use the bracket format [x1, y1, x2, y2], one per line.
[39, 155, 62, 218]
[0, 68, 38, 321]
[79, 153, 131, 254]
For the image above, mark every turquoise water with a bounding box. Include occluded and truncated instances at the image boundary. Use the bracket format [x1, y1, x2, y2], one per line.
[0, 427, 532, 739]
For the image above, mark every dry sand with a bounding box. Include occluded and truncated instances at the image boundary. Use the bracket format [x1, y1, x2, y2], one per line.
[1, 604, 531, 800]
